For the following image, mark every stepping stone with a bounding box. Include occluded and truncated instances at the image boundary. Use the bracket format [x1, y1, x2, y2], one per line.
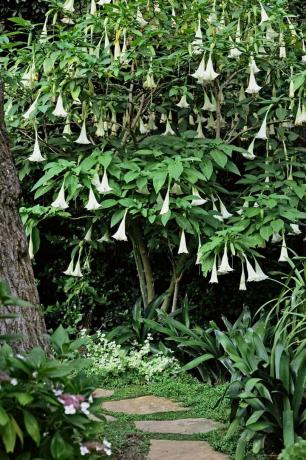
[147, 440, 228, 460]
[105, 415, 116, 422]
[93, 389, 114, 398]
[102, 395, 188, 415]
[135, 418, 222, 435]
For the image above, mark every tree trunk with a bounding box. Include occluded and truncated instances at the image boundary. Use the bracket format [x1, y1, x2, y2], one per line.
[0, 79, 48, 352]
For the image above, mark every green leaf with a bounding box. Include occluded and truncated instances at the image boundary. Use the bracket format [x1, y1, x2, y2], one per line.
[180, 354, 214, 372]
[3, 418, 16, 453]
[153, 171, 168, 194]
[51, 325, 69, 352]
[50, 432, 71, 460]
[211, 150, 227, 168]
[0, 406, 9, 426]
[259, 226, 273, 241]
[283, 409, 294, 447]
[168, 159, 183, 180]
[23, 411, 40, 446]
[201, 159, 213, 180]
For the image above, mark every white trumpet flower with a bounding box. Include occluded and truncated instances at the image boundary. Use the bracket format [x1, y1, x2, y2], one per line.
[242, 138, 256, 160]
[75, 120, 91, 144]
[97, 170, 112, 193]
[219, 197, 233, 219]
[191, 187, 207, 206]
[114, 38, 121, 60]
[192, 18, 203, 55]
[191, 55, 206, 83]
[63, 119, 72, 136]
[245, 66, 261, 94]
[139, 118, 149, 134]
[160, 186, 170, 215]
[255, 112, 268, 139]
[23, 93, 40, 120]
[176, 95, 190, 109]
[85, 188, 100, 211]
[239, 262, 246, 290]
[209, 255, 218, 284]
[289, 224, 301, 235]
[218, 244, 233, 274]
[250, 56, 260, 74]
[228, 37, 242, 58]
[72, 254, 83, 277]
[63, 0, 75, 12]
[212, 199, 223, 222]
[51, 182, 69, 209]
[272, 232, 283, 243]
[63, 258, 74, 276]
[178, 230, 189, 254]
[90, 0, 97, 15]
[196, 121, 205, 139]
[243, 255, 257, 282]
[278, 234, 289, 262]
[97, 231, 111, 243]
[302, 40, 306, 62]
[97, 0, 111, 4]
[28, 234, 34, 260]
[162, 119, 175, 136]
[196, 236, 201, 265]
[112, 210, 128, 241]
[202, 91, 216, 112]
[52, 94, 68, 117]
[254, 259, 268, 281]
[28, 129, 45, 162]
[204, 54, 219, 82]
[84, 227, 92, 241]
[259, 2, 270, 24]
[136, 9, 148, 27]
[279, 33, 286, 58]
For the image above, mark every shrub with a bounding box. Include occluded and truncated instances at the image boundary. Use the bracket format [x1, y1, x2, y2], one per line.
[278, 441, 306, 460]
[81, 331, 180, 383]
[0, 344, 111, 459]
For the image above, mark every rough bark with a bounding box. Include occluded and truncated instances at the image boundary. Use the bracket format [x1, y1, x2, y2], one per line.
[0, 79, 48, 351]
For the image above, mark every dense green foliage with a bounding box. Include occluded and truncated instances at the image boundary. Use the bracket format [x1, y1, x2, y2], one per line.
[278, 440, 306, 460]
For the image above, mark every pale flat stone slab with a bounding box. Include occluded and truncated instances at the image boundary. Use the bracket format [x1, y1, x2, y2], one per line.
[147, 440, 228, 460]
[93, 389, 114, 398]
[88, 413, 116, 422]
[135, 418, 222, 435]
[102, 395, 188, 415]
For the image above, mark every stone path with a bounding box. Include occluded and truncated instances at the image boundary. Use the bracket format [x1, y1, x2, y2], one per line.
[147, 440, 228, 460]
[99, 389, 228, 460]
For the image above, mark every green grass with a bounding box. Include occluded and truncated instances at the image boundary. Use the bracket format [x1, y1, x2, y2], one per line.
[95, 373, 239, 459]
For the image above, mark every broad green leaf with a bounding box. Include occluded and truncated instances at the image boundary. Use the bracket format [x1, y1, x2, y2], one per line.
[23, 411, 40, 446]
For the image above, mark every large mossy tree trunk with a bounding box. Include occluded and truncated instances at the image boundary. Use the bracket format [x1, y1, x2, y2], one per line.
[0, 80, 48, 351]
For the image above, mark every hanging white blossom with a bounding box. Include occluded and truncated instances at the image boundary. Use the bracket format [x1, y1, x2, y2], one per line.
[23, 93, 40, 119]
[112, 210, 128, 241]
[212, 199, 223, 222]
[255, 112, 268, 139]
[97, 170, 112, 193]
[75, 120, 91, 144]
[243, 255, 258, 282]
[289, 224, 301, 235]
[219, 197, 233, 219]
[28, 234, 34, 260]
[272, 232, 283, 243]
[209, 255, 218, 284]
[196, 236, 201, 265]
[203, 54, 219, 82]
[259, 2, 270, 24]
[72, 254, 83, 277]
[63, 118, 72, 136]
[228, 37, 242, 58]
[202, 91, 216, 112]
[97, 0, 111, 4]
[278, 234, 289, 262]
[85, 188, 100, 211]
[178, 230, 188, 254]
[245, 66, 261, 94]
[28, 129, 45, 162]
[250, 56, 260, 74]
[191, 187, 207, 206]
[279, 33, 286, 58]
[218, 244, 233, 274]
[192, 18, 203, 55]
[52, 94, 68, 117]
[196, 121, 205, 139]
[136, 9, 148, 27]
[176, 95, 190, 109]
[51, 182, 69, 209]
[254, 259, 268, 281]
[239, 262, 246, 290]
[90, 0, 97, 15]
[63, 0, 75, 13]
[243, 138, 256, 160]
[162, 119, 175, 136]
[63, 258, 74, 276]
[84, 227, 92, 242]
[160, 186, 170, 215]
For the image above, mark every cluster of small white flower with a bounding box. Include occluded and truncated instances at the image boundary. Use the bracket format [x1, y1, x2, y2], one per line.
[83, 332, 180, 381]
